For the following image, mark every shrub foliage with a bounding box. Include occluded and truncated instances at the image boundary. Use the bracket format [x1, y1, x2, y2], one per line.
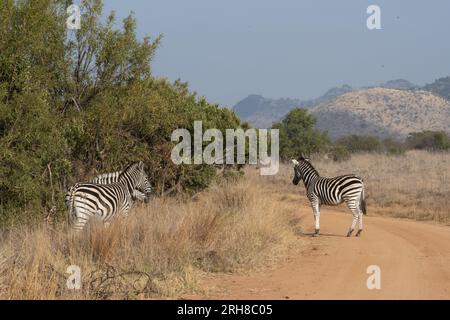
[0, 0, 239, 225]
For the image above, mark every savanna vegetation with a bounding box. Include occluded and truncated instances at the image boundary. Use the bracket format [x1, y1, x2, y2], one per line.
[0, 0, 303, 299]
[0, 0, 240, 227]
[273, 107, 450, 161]
[0, 0, 448, 301]
[0, 172, 301, 299]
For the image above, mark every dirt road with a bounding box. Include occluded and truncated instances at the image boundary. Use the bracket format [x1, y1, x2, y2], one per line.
[191, 206, 450, 299]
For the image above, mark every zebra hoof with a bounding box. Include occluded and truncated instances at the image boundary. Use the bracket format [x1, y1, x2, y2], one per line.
[312, 229, 320, 237]
[346, 229, 354, 237]
[356, 230, 363, 237]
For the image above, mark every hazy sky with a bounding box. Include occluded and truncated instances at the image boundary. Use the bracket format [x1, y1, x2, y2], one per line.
[102, 0, 450, 107]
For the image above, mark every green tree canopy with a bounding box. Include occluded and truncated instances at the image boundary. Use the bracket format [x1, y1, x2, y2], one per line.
[272, 108, 330, 160]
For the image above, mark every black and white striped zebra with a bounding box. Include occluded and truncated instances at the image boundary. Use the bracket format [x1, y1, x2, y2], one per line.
[65, 161, 152, 230]
[292, 156, 367, 237]
[90, 170, 149, 202]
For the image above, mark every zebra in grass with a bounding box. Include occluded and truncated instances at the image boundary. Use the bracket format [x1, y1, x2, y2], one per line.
[90, 170, 150, 202]
[65, 161, 152, 230]
[291, 156, 366, 237]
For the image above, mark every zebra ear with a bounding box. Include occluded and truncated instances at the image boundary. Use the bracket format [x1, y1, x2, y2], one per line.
[138, 161, 144, 170]
[292, 159, 299, 166]
[297, 156, 310, 163]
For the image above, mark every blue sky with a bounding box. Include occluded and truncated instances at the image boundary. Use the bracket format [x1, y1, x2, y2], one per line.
[102, 0, 450, 107]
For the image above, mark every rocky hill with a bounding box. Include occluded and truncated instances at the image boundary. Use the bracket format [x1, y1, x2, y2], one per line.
[232, 79, 419, 128]
[232, 77, 450, 139]
[311, 88, 450, 139]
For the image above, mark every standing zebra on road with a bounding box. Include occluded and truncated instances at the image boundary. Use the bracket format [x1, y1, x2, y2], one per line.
[66, 161, 152, 230]
[291, 156, 367, 237]
[90, 170, 150, 202]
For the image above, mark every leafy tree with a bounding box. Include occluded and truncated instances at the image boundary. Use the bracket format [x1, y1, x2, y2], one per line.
[272, 108, 331, 159]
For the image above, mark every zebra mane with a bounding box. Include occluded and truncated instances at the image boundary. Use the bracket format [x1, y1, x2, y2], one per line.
[297, 157, 320, 176]
[119, 161, 144, 178]
[90, 170, 121, 184]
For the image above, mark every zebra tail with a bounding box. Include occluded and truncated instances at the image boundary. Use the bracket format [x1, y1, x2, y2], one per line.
[65, 186, 77, 223]
[360, 187, 367, 215]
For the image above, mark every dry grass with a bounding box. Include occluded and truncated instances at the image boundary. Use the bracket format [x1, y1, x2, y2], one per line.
[278, 150, 450, 224]
[1, 150, 446, 299]
[0, 173, 301, 299]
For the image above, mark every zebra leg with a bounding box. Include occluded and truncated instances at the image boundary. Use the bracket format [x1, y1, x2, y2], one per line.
[346, 201, 359, 237]
[311, 201, 320, 237]
[72, 213, 89, 231]
[356, 210, 363, 236]
[67, 201, 86, 231]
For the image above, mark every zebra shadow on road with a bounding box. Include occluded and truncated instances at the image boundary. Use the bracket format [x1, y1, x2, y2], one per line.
[300, 232, 348, 238]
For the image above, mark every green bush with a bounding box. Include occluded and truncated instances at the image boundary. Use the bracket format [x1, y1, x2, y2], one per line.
[405, 131, 450, 151]
[0, 0, 240, 226]
[335, 135, 405, 155]
[329, 145, 351, 162]
[382, 138, 406, 155]
[335, 135, 382, 153]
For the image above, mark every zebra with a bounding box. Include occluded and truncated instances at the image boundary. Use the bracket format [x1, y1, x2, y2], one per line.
[291, 156, 367, 237]
[90, 170, 150, 202]
[65, 161, 152, 230]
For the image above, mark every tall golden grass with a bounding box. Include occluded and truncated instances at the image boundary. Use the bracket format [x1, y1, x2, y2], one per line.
[0, 174, 301, 299]
[0, 150, 447, 299]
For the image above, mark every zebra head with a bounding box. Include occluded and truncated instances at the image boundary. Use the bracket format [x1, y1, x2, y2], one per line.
[291, 156, 310, 185]
[292, 159, 301, 185]
[119, 161, 152, 203]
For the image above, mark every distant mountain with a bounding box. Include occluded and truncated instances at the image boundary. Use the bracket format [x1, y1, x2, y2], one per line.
[379, 79, 417, 90]
[233, 85, 353, 128]
[306, 84, 353, 107]
[233, 80, 420, 128]
[233, 95, 303, 127]
[232, 78, 450, 139]
[311, 88, 450, 139]
[423, 76, 450, 101]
